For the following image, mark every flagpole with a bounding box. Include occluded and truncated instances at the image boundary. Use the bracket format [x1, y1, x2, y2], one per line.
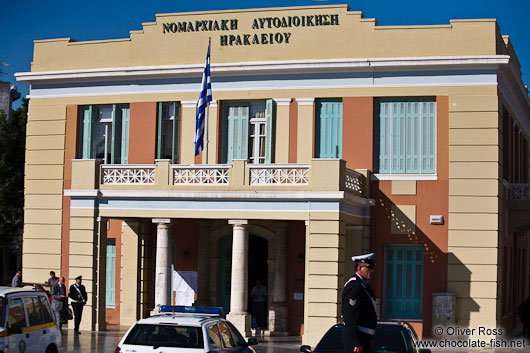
[205, 37, 211, 165]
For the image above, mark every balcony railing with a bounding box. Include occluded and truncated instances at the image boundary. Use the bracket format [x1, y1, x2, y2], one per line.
[71, 159, 369, 198]
[510, 183, 530, 200]
[101, 165, 156, 185]
[172, 165, 230, 185]
[249, 164, 310, 185]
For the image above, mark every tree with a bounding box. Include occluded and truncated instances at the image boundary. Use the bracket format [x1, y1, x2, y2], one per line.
[0, 98, 26, 284]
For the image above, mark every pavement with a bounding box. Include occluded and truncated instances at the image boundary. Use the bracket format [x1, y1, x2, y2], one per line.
[58, 329, 302, 353]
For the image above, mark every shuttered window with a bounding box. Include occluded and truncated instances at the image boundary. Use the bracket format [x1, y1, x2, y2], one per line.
[157, 102, 180, 163]
[106, 239, 116, 308]
[384, 245, 423, 319]
[78, 104, 130, 164]
[224, 100, 275, 164]
[376, 99, 436, 174]
[316, 99, 342, 159]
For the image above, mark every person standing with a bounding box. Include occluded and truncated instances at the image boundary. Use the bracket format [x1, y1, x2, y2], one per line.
[46, 271, 59, 287]
[250, 280, 268, 333]
[68, 275, 87, 334]
[518, 295, 530, 342]
[342, 253, 377, 353]
[52, 277, 67, 334]
[11, 269, 22, 287]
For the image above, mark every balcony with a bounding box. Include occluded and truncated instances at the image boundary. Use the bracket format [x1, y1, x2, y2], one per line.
[69, 159, 369, 198]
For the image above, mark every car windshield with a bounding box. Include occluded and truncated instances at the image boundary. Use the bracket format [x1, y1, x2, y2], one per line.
[316, 325, 411, 353]
[123, 323, 204, 349]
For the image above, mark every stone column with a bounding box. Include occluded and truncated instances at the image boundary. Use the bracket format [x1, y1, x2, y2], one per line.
[152, 219, 172, 310]
[197, 221, 211, 306]
[226, 220, 251, 336]
[269, 222, 288, 334]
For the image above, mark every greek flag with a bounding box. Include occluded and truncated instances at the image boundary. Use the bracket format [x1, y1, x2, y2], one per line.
[194, 40, 212, 156]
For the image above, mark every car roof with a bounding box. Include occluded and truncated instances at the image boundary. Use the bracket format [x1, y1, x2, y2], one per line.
[0, 286, 44, 297]
[133, 314, 222, 327]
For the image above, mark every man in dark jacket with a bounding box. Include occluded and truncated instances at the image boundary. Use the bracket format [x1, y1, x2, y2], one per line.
[52, 277, 67, 333]
[68, 275, 87, 334]
[342, 253, 377, 353]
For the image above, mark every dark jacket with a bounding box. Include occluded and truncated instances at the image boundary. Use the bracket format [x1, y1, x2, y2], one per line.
[341, 273, 378, 351]
[51, 283, 67, 311]
[68, 283, 87, 304]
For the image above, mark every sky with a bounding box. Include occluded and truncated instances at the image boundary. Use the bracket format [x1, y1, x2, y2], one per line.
[1, 0, 530, 109]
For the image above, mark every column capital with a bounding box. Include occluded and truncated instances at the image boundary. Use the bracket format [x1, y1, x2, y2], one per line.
[181, 100, 197, 108]
[296, 97, 315, 106]
[228, 219, 249, 226]
[152, 218, 171, 224]
[273, 98, 292, 106]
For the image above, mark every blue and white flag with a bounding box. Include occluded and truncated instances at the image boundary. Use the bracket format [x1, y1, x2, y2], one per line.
[194, 40, 212, 156]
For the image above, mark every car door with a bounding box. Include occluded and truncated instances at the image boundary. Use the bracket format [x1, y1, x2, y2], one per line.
[6, 297, 29, 353]
[22, 296, 45, 352]
[217, 321, 248, 353]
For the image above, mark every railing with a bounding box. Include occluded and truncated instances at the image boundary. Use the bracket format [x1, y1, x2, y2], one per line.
[510, 183, 530, 200]
[101, 165, 156, 185]
[249, 164, 310, 185]
[172, 165, 230, 185]
[344, 168, 366, 197]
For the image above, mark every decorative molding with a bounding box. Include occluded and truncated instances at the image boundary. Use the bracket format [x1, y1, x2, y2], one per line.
[209, 100, 218, 108]
[371, 173, 438, 181]
[181, 100, 197, 109]
[296, 98, 315, 106]
[273, 98, 292, 106]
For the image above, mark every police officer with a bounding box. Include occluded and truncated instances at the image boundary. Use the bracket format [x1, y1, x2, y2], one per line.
[68, 275, 87, 334]
[342, 253, 377, 353]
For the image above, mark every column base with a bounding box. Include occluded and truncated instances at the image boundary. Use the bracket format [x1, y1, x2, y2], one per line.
[227, 312, 251, 337]
[268, 303, 288, 334]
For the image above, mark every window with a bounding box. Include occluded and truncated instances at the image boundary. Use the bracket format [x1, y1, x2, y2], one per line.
[157, 102, 180, 163]
[384, 245, 423, 319]
[106, 239, 116, 308]
[217, 321, 236, 348]
[78, 104, 130, 164]
[38, 296, 54, 323]
[123, 324, 204, 348]
[376, 99, 436, 174]
[316, 99, 342, 158]
[206, 323, 222, 349]
[7, 298, 27, 328]
[223, 100, 275, 164]
[24, 297, 45, 327]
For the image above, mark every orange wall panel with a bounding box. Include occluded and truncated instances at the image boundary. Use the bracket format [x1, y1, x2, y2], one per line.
[342, 97, 374, 170]
[129, 102, 157, 164]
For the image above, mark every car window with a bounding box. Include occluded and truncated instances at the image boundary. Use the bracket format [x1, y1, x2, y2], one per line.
[123, 323, 204, 348]
[7, 298, 27, 328]
[218, 321, 236, 348]
[38, 296, 54, 323]
[207, 323, 223, 349]
[373, 328, 408, 353]
[316, 325, 344, 353]
[226, 321, 247, 347]
[24, 297, 45, 326]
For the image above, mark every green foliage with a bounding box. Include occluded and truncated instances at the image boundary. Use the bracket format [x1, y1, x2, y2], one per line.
[0, 99, 27, 245]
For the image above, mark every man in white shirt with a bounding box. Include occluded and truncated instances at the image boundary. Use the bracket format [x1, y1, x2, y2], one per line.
[250, 280, 268, 333]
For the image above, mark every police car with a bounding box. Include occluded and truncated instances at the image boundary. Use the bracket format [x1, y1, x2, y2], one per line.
[115, 306, 258, 353]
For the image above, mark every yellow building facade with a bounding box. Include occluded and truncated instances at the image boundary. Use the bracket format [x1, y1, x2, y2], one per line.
[16, 5, 530, 345]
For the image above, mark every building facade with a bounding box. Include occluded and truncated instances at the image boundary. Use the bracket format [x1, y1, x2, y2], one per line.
[16, 5, 530, 346]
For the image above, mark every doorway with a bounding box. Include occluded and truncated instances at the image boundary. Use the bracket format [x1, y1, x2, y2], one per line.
[217, 234, 269, 317]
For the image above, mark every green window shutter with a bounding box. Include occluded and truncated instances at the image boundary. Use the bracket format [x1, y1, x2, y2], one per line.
[316, 99, 342, 158]
[384, 245, 423, 319]
[120, 106, 130, 164]
[391, 102, 406, 173]
[81, 106, 93, 159]
[106, 241, 116, 307]
[421, 101, 436, 173]
[156, 102, 163, 160]
[377, 102, 390, 173]
[405, 102, 421, 173]
[172, 102, 180, 164]
[264, 99, 276, 163]
[226, 103, 249, 163]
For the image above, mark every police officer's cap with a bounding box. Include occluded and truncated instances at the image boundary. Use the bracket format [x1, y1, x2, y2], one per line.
[351, 253, 376, 267]
[75, 275, 82, 280]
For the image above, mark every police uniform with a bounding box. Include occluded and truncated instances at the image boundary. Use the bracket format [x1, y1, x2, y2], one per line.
[68, 275, 87, 334]
[341, 253, 377, 353]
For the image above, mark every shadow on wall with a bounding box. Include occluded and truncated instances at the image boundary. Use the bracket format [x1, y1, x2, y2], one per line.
[372, 185, 479, 338]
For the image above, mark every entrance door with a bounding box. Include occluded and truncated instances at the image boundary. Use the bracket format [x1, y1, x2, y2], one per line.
[218, 235, 232, 315]
[217, 234, 269, 319]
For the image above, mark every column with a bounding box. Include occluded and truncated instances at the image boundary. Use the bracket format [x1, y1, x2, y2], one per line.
[296, 98, 315, 163]
[226, 220, 251, 336]
[153, 219, 172, 311]
[121, 220, 141, 325]
[269, 222, 288, 334]
[197, 221, 211, 306]
[273, 98, 292, 163]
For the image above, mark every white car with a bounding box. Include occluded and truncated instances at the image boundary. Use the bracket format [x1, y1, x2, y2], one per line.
[0, 286, 62, 353]
[115, 306, 258, 353]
